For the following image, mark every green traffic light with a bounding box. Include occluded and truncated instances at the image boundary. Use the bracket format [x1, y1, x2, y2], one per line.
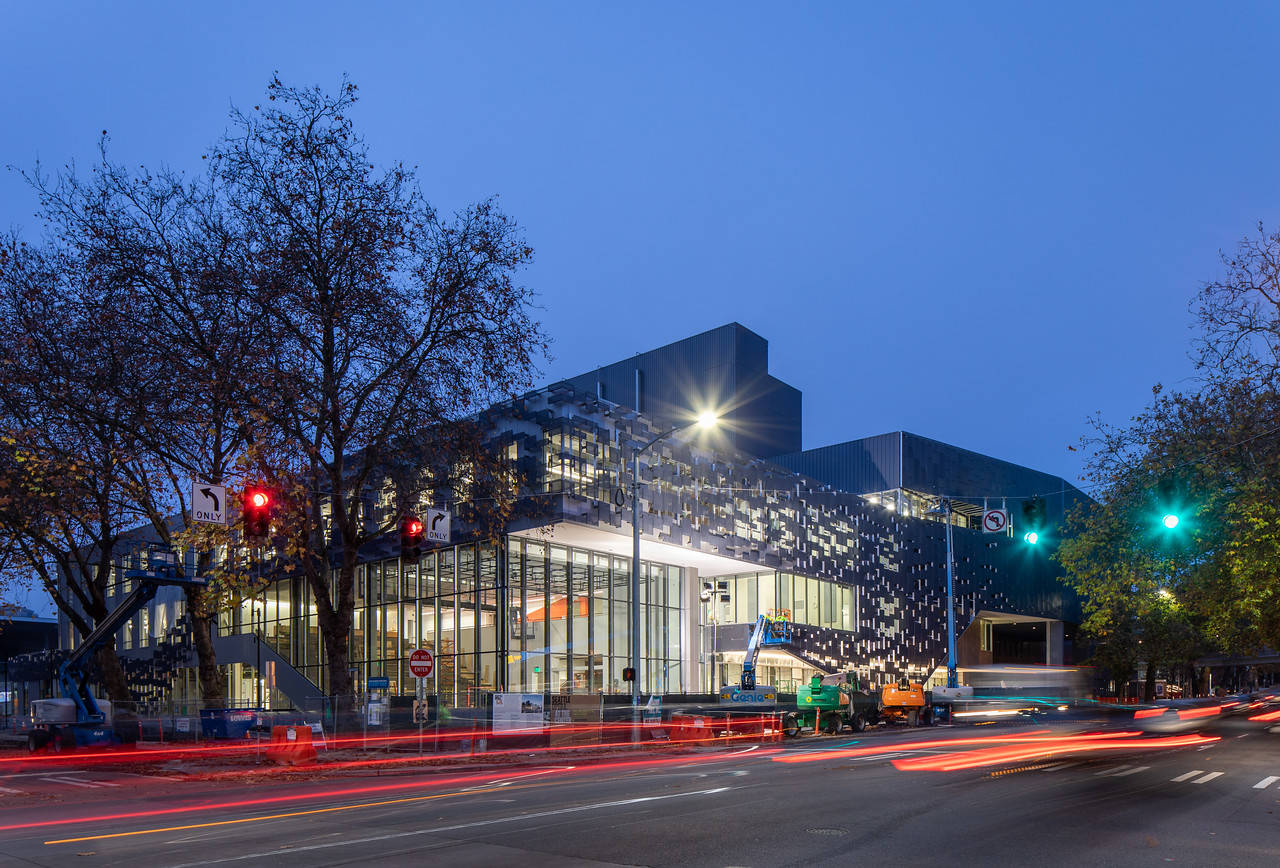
[1024, 531, 1039, 545]
[1162, 514, 1179, 529]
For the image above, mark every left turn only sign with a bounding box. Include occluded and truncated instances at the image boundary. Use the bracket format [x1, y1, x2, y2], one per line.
[192, 481, 226, 525]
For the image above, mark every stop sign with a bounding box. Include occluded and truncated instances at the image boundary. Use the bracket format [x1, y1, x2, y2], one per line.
[409, 648, 434, 678]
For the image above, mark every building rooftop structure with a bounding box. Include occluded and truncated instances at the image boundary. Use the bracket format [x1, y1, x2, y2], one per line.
[561, 322, 802, 460]
[773, 430, 1090, 533]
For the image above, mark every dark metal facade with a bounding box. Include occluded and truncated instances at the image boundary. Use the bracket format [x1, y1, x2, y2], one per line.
[560, 322, 802, 459]
[774, 431, 1091, 530]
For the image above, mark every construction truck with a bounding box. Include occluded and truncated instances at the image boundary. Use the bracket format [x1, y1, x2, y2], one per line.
[783, 672, 931, 736]
[28, 546, 203, 753]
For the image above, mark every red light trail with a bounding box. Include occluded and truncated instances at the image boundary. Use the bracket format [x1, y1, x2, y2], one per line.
[0, 739, 779, 835]
[892, 732, 1219, 772]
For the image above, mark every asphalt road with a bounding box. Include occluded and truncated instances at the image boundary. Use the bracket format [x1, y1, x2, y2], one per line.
[1, 719, 1277, 867]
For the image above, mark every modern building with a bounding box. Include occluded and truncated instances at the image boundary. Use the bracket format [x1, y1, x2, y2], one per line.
[54, 323, 1087, 707]
[2, 607, 59, 721]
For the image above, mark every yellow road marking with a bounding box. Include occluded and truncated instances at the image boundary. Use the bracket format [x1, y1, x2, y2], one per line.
[46, 783, 519, 845]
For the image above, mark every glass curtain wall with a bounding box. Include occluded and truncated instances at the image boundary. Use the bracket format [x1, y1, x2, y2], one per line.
[220, 535, 684, 703]
[506, 537, 683, 695]
[707, 570, 857, 633]
[342, 544, 503, 706]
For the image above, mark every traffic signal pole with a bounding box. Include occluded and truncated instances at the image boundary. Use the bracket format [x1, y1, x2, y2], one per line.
[944, 501, 957, 688]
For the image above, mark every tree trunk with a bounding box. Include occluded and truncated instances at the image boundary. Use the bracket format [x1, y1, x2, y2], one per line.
[190, 607, 226, 707]
[187, 560, 224, 707]
[96, 644, 131, 704]
[1143, 658, 1158, 703]
[311, 553, 357, 728]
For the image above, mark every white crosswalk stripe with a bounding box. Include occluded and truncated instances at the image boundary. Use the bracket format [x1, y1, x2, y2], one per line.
[1095, 765, 1133, 776]
[1253, 776, 1279, 789]
[1171, 770, 1204, 782]
[1111, 766, 1149, 777]
[1191, 771, 1224, 784]
[39, 776, 120, 789]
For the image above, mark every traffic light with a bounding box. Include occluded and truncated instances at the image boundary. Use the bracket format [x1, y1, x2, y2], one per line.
[1157, 477, 1183, 531]
[1021, 496, 1046, 544]
[400, 514, 424, 559]
[622, 667, 636, 682]
[243, 486, 271, 538]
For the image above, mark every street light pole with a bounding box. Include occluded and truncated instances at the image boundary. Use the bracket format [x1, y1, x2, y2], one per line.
[929, 497, 958, 689]
[631, 413, 717, 710]
[945, 502, 957, 688]
[255, 598, 263, 708]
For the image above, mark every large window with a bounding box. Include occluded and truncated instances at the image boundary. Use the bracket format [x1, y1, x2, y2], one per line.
[708, 570, 857, 633]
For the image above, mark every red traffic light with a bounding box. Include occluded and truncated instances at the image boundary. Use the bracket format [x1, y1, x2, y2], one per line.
[400, 514, 425, 558]
[243, 486, 272, 538]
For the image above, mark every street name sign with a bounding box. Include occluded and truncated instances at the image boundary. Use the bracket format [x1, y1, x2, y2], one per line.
[192, 481, 226, 525]
[981, 509, 1008, 533]
[425, 508, 451, 543]
[409, 648, 435, 678]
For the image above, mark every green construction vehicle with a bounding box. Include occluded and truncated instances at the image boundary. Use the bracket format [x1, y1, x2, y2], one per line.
[783, 672, 930, 736]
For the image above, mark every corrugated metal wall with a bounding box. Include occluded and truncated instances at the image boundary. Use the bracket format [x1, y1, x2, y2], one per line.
[900, 433, 1088, 526]
[771, 433, 902, 493]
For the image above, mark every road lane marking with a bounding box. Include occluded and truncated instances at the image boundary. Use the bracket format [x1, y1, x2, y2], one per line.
[41, 777, 103, 789]
[1111, 766, 1149, 777]
[1094, 765, 1132, 776]
[156, 786, 736, 866]
[46, 780, 733, 851]
[1171, 770, 1203, 782]
[44, 783, 524, 845]
[1192, 772, 1224, 784]
[1253, 776, 1279, 789]
[459, 767, 573, 791]
[0, 786, 22, 795]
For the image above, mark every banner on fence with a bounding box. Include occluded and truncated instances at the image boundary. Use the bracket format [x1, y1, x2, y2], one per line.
[548, 694, 603, 747]
[492, 693, 545, 732]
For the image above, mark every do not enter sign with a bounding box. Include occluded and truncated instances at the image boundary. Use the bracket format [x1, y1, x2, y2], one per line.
[409, 648, 435, 678]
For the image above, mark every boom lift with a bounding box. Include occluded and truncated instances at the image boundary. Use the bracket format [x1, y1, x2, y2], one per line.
[28, 546, 204, 753]
[740, 614, 790, 690]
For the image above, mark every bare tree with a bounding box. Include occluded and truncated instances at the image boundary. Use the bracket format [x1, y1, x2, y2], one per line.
[1194, 222, 1280, 385]
[211, 77, 544, 704]
[20, 146, 274, 704]
[0, 238, 145, 702]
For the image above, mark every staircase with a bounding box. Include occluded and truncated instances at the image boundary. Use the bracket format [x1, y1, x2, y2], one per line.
[212, 633, 322, 710]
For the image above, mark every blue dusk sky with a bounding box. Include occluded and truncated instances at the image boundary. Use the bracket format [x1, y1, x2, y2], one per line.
[3, 3, 1279, 609]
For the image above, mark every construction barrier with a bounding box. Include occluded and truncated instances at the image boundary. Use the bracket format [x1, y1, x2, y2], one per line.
[265, 725, 318, 765]
[668, 713, 716, 743]
[722, 712, 783, 743]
